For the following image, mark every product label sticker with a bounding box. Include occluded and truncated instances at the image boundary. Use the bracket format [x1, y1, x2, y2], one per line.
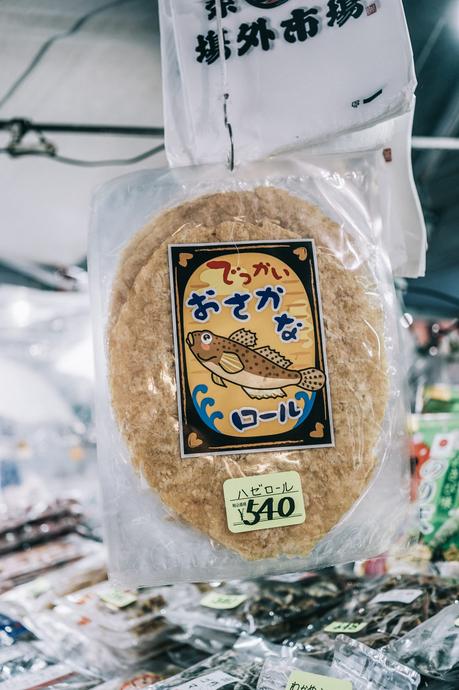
[223, 471, 305, 533]
[176, 671, 237, 690]
[323, 620, 367, 634]
[168, 240, 333, 457]
[369, 588, 423, 605]
[200, 592, 248, 609]
[455, 617, 459, 628]
[286, 669, 352, 690]
[99, 589, 137, 609]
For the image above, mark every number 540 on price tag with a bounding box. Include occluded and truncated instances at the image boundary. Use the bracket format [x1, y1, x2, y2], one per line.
[223, 471, 305, 533]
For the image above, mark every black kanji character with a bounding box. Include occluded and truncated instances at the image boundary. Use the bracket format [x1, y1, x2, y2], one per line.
[326, 0, 364, 28]
[237, 18, 275, 56]
[281, 8, 319, 43]
[205, 0, 238, 20]
[195, 29, 231, 65]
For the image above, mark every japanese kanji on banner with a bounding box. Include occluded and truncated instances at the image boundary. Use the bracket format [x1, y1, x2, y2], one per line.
[159, 0, 415, 167]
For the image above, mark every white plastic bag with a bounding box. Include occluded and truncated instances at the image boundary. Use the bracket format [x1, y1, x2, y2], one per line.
[159, 0, 415, 168]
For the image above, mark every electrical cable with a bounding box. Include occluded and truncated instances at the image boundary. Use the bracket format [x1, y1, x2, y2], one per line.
[0, 143, 165, 167]
[0, 0, 136, 110]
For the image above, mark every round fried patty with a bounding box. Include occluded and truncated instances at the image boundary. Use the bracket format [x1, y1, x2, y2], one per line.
[108, 188, 387, 560]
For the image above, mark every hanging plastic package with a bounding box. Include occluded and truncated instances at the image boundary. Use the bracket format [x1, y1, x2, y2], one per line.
[160, 0, 415, 167]
[89, 0, 426, 587]
[158, 0, 426, 278]
[91, 152, 411, 586]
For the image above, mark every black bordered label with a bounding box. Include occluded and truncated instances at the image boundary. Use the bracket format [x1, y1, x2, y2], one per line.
[168, 239, 334, 457]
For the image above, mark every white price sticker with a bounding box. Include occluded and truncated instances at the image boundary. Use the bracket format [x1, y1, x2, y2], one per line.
[369, 588, 423, 605]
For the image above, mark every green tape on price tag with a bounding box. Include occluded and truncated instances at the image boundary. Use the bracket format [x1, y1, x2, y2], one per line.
[286, 669, 352, 690]
[324, 620, 367, 634]
[200, 592, 247, 609]
[223, 471, 305, 534]
[100, 589, 137, 609]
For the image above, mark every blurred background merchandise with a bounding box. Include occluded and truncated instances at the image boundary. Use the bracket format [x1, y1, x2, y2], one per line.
[0, 1, 458, 689]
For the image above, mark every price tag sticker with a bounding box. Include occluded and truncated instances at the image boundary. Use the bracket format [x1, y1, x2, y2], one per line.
[200, 592, 247, 609]
[100, 589, 137, 609]
[323, 620, 367, 634]
[286, 669, 352, 690]
[223, 471, 305, 533]
[454, 617, 459, 628]
[369, 588, 423, 606]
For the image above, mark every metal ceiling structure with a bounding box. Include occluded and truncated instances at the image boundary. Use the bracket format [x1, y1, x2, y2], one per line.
[0, 0, 458, 316]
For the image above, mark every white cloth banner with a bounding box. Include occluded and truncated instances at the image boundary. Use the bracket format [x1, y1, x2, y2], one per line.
[160, 0, 416, 167]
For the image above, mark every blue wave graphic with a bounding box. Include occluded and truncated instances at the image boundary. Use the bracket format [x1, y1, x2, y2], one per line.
[293, 391, 316, 428]
[191, 384, 223, 432]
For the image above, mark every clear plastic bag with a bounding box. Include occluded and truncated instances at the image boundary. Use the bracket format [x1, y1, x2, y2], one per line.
[0, 549, 106, 620]
[146, 635, 284, 690]
[90, 151, 410, 587]
[385, 603, 459, 680]
[166, 575, 348, 652]
[331, 635, 420, 690]
[24, 608, 175, 680]
[257, 654, 333, 690]
[92, 658, 180, 690]
[61, 582, 197, 632]
[0, 641, 97, 689]
[282, 574, 459, 659]
[0, 535, 99, 594]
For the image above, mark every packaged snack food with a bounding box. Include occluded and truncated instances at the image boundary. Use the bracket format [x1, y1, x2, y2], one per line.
[257, 653, 335, 690]
[410, 413, 459, 559]
[0, 549, 106, 619]
[147, 635, 283, 690]
[49, 603, 173, 652]
[283, 574, 459, 659]
[24, 606, 174, 680]
[62, 582, 195, 632]
[0, 641, 96, 689]
[257, 635, 420, 690]
[90, 152, 410, 586]
[167, 575, 347, 652]
[331, 635, 420, 690]
[0, 536, 98, 594]
[92, 658, 180, 690]
[385, 603, 459, 680]
[0, 500, 82, 556]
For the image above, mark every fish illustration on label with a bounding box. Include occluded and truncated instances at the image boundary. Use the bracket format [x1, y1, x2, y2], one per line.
[186, 328, 325, 399]
[168, 239, 334, 457]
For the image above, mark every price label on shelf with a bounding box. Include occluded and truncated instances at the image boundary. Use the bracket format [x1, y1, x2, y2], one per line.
[200, 592, 247, 609]
[323, 620, 367, 634]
